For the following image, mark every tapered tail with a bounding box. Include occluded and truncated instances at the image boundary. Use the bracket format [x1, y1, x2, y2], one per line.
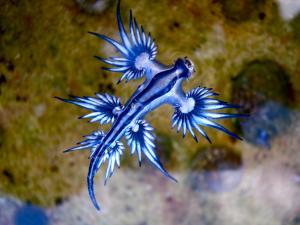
[63, 129, 124, 210]
[87, 155, 101, 210]
[87, 138, 124, 210]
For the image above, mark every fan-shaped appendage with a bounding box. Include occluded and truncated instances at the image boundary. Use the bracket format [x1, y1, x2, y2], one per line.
[125, 120, 176, 182]
[90, 0, 157, 82]
[172, 87, 245, 142]
[65, 130, 124, 183]
[56, 93, 122, 124]
[64, 130, 106, 153]
[66, 129, 125, 210]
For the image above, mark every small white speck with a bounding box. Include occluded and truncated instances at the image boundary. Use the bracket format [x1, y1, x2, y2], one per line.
[180, 97, 195, 113]
[33, 104, 46, 117]
[132, 123, 139, 132]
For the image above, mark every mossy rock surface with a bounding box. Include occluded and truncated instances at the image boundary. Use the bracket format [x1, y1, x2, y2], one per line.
[156, 132, 176, 169]
[231, 59, 295, 114]
[290, 13, 300, 41]
[75, 0, 112, 14]
[190, 146, 242, 171]
[220, 0, 266, 22]
[231, 60, 295, 147]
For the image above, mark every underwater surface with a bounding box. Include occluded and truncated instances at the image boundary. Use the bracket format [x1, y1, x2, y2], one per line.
[1, 0, 300, 224]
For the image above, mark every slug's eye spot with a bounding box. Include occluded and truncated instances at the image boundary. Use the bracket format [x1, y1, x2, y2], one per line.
[184, 56, 192, 67]
[183, 57, 195, 75]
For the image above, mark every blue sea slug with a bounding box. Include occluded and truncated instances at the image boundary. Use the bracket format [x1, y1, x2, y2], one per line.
[57, 0, 245, 210]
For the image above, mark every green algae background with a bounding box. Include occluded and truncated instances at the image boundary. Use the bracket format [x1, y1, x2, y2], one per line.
[0, 0, 300, 208]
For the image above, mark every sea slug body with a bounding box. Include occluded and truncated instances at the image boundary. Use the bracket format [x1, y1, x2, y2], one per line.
[57, 0, 245, 210]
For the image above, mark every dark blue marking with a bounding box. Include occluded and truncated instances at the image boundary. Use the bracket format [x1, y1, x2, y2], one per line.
[240, 101, 291, 148]
[14, 204, 48, 225]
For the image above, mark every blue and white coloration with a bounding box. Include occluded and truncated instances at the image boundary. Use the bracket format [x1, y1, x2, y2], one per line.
[57, 0, 245, 210]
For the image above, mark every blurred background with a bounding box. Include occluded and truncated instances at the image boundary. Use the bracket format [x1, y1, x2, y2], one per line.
[1, 0, 300, 224]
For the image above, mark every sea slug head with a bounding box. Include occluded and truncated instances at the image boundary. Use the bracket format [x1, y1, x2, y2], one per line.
[174, 57, 195, 79]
